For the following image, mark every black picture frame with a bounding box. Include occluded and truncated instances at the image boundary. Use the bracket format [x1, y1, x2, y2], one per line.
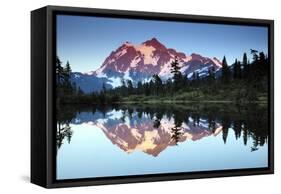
[31, 5, 274, 188]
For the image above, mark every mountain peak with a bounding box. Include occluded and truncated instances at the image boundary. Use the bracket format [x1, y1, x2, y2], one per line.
[191, 53, 203, 57]
[143, 38, 166, 50]
[122, 41, 133, 47]
[145, 37, 159, 43]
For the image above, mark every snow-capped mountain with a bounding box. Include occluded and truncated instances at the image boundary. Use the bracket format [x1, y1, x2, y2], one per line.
[71, 38, 222, 93]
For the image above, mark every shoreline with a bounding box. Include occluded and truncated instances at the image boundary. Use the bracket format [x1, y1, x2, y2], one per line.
[58, 100, 267, 106]
[115, 100, 267, 104]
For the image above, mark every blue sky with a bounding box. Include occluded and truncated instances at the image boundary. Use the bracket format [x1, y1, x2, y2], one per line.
[57, 15, 268, 73]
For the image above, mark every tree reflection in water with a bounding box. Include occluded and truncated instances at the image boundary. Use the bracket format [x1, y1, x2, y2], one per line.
[57, 122, 73, 150]
[56, 103, 268, 155]
[56, 105, 76, 151]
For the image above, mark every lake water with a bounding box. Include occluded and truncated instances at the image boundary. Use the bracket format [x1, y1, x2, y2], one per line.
[56, 103, 268, 180]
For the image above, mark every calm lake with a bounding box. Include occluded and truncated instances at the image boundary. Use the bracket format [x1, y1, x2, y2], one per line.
[56, 103, 268, 180]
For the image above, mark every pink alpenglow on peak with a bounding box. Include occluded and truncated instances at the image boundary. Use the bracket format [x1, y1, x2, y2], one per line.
[93, 38, 222, 84]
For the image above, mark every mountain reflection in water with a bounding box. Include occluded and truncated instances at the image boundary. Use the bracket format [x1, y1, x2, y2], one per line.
[56, 104, 268, 156]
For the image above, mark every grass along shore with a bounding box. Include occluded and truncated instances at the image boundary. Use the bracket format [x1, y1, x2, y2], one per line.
[120, 90, 267, 104]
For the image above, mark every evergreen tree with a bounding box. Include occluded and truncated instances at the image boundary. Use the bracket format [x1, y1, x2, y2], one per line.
[64, 61, 72, 82]
[152, 74, 163, 96]
[237, 61, 242, 79]
[149, 80, 154, 95]
[182, 73, 189, 87]
[165, 78, 173, 95]
[144, 83, 150, 96]
[242, 52, 248, 65]
[170, 56, 183, 90]
[251, 49, 259, 62]
[56, 56, 63, 83]
[242, 52, 249, 79]
[221, 56, 230, 83]
[259, 52, 267, 76]
[126, 80, 133, 95]
[233, 59, 241, 79]
[170, 56, 181, 75]
[250, 49, 260, 83]
[63, 61, 73, 95]
[137, 81, 143, 95]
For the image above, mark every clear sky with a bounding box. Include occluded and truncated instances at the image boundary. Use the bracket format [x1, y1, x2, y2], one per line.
[57, 15, 268, 73]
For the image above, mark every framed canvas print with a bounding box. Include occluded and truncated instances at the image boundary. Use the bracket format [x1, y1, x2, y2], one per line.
[31, 5, 274, 188]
